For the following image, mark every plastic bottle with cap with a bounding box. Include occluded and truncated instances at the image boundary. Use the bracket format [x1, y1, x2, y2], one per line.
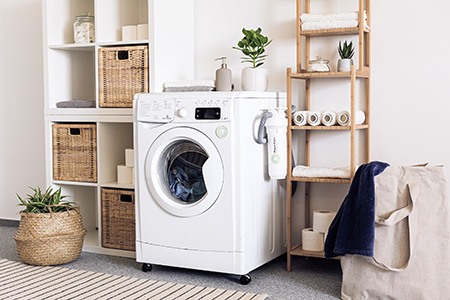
[215, 57, 232, 91]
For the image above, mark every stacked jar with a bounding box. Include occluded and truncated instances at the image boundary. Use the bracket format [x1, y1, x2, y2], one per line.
[73, 15, 95, 44]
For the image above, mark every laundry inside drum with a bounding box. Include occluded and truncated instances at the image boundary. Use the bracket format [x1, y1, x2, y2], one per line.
[166, 141, 208, 203]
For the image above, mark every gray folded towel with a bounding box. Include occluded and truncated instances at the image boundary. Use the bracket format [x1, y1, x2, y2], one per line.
[163, 86, 214, 92]
[56, 100, 96, 108]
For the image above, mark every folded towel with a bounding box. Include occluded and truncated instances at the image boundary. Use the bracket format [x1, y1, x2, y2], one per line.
[292, 165, 350, 178]
[301, 20, 361, 31]
[56, 100, 96, 108]
[324, 161, 390, 258]
[300, 11, 367, 22]
[163, 80, 214, 88]
[164, 86, 214, 92]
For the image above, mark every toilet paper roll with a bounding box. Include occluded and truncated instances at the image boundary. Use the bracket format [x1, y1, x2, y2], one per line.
[122, 25, 137, 41]
[307, 111, 322, 126]
[117, 165, 133, 184]
[125, 149, 134, 167]
[137, 24, 148, 40]
[293, 111, 308, 126]
[302, 228, 324, 251]
[337, 110, 365, 126]
[313, 210, 337, 233]
[321, 111, 338, 126]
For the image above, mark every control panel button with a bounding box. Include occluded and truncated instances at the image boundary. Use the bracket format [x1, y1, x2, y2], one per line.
[215, 126, 229, 139]
[177, 108, 189, 118]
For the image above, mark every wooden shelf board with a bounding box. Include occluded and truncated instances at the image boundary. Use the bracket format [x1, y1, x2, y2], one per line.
[300, 26, 370, 37]
[290, 245, 325, 258]
[52, 180, 98, 187]
[290, 67, 370, 79]
[97, 40, 149, 47]
[49, 43, 95, 52]
[291, 124, 369, 131]
[99, 182, 134, 190]
[289, 176, 351, 184]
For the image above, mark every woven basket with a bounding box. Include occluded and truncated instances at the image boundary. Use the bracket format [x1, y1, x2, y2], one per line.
[52, 123, 97, 182]
[14, 209, 86, 266]
[101, 188, 135, 251]
[98, 45, 149, 108]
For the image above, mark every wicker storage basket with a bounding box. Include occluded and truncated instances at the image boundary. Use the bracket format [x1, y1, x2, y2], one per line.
[14, 209, 86, 266]
[52, 123, 97, 182]
[99, 45, 149, 108]
[101, 188, 135, 251]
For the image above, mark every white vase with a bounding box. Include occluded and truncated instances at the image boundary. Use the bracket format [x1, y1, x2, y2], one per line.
[337, 59, 354, 72]
[241, 68, 268, 91]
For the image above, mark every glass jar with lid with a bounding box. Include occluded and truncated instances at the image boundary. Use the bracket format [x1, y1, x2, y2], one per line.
[73, 14, 95, 44]
[307, 56, 330, 72]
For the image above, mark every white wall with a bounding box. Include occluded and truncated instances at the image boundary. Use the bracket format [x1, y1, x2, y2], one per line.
[1, 0, 449, 224]
[0, 0, 45, 220]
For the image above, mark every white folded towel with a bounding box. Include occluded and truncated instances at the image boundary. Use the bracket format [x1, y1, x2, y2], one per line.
[300, 11, 367, 22]
[163, 80, 215, 88]
[301, 20, 360, 31]
[292, 165, 351, 178]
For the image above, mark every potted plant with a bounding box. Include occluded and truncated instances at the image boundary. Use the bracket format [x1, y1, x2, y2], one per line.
[233, 27, 272, 91]
[14, 186, 86, 266]
[337, 40, 355, 72]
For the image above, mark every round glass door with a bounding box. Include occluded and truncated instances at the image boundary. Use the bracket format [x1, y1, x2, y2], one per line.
[145, 127, 224, 217]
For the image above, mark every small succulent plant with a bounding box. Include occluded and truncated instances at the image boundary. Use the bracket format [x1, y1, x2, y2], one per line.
[17, 186, 76, 213]
[338, 40, 355, 59]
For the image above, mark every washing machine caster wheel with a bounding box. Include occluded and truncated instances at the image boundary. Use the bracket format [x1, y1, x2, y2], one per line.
[142, 263, 152, 272]
[239, 274, 251, 285]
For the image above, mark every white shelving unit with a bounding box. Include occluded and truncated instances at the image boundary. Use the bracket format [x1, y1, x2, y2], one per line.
[42, 0, 194, 257]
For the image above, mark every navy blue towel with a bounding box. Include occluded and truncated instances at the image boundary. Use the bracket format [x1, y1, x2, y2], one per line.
[324, 161, 389, 258]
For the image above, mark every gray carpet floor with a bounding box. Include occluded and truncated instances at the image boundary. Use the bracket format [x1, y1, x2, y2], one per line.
[0, 222, 342, 299]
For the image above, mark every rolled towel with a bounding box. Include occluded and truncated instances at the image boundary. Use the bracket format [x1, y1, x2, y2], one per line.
[293, 111, 308, 126]
[292, 165, 351, 178]
[337, 110, 366, 126]
[321, 111, 338, 126]
[300, 11, 367, 22]
[307, 111, 322, 126]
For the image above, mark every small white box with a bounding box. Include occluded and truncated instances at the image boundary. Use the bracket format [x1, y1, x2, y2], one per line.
[117, 165, 133, 184]
[122, 25, 137, 41]
[137, 24, 148, 40]
[125, 149, 134, 167]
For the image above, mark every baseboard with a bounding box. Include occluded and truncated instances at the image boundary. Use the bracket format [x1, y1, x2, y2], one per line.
[0, 219, 19, 227]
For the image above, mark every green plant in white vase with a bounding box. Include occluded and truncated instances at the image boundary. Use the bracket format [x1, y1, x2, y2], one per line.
[233, 28, 272, 91]
[337, 40, 355, 72]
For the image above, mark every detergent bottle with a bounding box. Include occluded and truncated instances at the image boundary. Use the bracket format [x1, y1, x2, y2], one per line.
[264, 108, 288, 179]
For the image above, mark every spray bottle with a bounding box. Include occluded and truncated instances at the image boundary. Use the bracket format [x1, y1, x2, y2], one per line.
[215, 57, 232, 91]
[264, 108, 288, 179]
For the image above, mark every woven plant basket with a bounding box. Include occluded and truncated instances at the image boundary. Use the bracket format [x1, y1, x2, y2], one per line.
[14, 208, 86, 266]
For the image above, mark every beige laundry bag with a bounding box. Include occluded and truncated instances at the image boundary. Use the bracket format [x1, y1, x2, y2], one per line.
[341, 165, 450, 299]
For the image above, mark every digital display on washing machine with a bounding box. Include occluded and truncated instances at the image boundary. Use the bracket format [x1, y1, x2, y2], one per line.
[195, 107, 221, 120]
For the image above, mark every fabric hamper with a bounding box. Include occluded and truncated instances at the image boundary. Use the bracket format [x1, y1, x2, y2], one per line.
[101, 188, 136, 251]
[98, 45, 149, 108]
[340, 165, 450, 299]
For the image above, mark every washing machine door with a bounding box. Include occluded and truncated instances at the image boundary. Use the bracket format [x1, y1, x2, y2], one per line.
[145, 126, 224, 217]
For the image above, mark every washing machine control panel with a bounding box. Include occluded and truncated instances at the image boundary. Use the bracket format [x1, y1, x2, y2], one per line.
[137, 96, 232, 123]
[174, 98, 232, 122]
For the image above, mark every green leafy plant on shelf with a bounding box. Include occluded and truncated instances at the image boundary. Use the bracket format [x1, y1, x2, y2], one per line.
[338, 40, 355, 59]
[233, 27, 272, 68]
[17, 186, 76, 213]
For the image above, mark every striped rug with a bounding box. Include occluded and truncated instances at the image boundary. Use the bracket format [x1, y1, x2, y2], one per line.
[0, 259, 267, 300]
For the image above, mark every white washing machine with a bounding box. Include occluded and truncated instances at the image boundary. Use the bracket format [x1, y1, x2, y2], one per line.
[134, 92, 286, 284]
